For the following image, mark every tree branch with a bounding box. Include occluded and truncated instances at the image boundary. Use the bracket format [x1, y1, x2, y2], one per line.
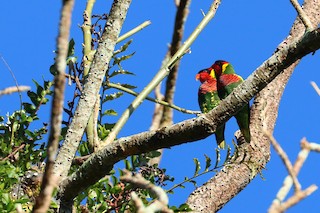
[108, 82, 200, 114]
[120, 170, 173, 213]
[54, 0, 132, 190]
[0, 86, 30, 96]
[33, 0, 74, 212]
[264, 130, 301, 192]
[161, 0, 192, 126]
[58, 26, 320, 202]
[289, 0, 313, 30]
[268, 138, 316, 212]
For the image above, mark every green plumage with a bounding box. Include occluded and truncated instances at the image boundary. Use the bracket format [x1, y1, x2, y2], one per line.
[214, 61, 251, 143]
[197, 69, 226, 149]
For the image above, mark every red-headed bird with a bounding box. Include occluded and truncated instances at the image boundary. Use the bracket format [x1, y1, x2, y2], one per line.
[211, 60, 251, 143]
[196, 68, 226, 149]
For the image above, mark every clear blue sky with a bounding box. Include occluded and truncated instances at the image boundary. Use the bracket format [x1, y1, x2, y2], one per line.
[1, 1, 319, 212]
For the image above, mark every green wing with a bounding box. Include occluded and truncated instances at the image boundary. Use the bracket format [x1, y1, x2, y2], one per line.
[198, 92, 226, 149]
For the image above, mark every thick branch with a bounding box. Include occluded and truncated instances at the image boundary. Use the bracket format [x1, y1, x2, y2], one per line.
[54, 0, 132, 182]
[59, 27, 320, 202]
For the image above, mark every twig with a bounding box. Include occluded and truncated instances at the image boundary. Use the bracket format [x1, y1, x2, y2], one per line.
[120, 170, 173, 213]
[310, 81, 320, 96]
[0, 143, 26, 161]
[117, 20, 151, 43]
[103, 0, 222, 145]
[301, 140, 320, 152]
[264, 130, 301, 192]
[32, 0, 74, 212]
[0, 54, 24, 108]
[269, 185, 317, 213]
[0, 86, 30, 96]
[108, 82, 200, 114]
[161, 0, 192, 126]
[269, 138, 310, 210]
[82, 0, 97, 154]
[280, 185, 317, 210]
[289, 0, 313, 31]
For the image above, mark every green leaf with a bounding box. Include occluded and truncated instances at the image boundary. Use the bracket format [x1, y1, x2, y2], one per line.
[204, 154, 211, 172]
[109, 70, 135, 78]
[113, 39, 133, 57]
[193, 158, 200, 176]
[124, 159, 132, 171]
[102, 92, 123, 103]
[67, 39, 75, 57]
[102, 109, 117, 116]
[22, 103, 36, 115]
[112, 52, 135, 66]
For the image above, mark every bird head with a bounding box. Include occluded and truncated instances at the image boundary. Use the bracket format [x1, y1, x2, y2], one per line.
[211, 60, 232, 76]
[196, 68, 216, 83]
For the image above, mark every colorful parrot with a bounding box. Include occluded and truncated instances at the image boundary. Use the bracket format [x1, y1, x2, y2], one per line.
[196, 68, 226, 149]
[211, 60, 251, 143]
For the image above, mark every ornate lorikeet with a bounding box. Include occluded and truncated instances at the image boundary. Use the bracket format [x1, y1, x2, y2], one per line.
[196, 68, 226, 149]
[211, 60, 251, 143]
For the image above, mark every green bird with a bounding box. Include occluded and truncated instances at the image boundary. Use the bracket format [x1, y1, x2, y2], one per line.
[196, 68, 226, 149]
[211, 60, 251, 143]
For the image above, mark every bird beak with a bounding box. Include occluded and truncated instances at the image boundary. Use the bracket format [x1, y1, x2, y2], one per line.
[195, 74, 200, 81]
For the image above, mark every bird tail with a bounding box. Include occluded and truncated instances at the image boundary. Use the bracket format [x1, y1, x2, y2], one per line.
[215, 124, 226, 149]
[235, 104, 251, 143]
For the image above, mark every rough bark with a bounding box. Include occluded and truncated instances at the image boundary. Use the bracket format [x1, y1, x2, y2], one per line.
[53, 0, 132, 181]
[58, 27, 320, 202]
[186, 0, 320, 211]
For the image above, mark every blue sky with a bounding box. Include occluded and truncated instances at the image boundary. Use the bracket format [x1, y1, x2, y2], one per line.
[1, 1, 320, 212]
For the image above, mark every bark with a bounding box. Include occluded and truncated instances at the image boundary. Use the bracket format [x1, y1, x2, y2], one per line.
[54, 0, 132, 211]
[58, 26, 320, 202]
[186, 0, 320, 211]
[33, 0, 74, 212]
[53, 0, 132, 181]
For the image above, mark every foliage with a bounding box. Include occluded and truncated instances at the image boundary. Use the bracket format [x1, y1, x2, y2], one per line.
[0, 79, 52, 211]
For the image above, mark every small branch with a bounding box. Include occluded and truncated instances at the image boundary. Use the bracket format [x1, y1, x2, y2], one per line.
[82, 0, 97, 154]
[108, 82, 200, 114]
[310, 81, 320, 96]
[269, 185, 318, 213]
[117, 20, 151, 43]
[264, 130, 301, 192]
[289, 0, 314, 31]
[269, 138, 310, 210]
[161, 0, 192, 126]
[33, 0, 74, 212]
[120, 170, 173, 213]
[103, 0, 222, 145]
[301, 139, 320, 152]
[0, 143, 26, 161]
[280, 185, 317, 210]
[0, 54, 23, 108]
[0, 86, 30, 96]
